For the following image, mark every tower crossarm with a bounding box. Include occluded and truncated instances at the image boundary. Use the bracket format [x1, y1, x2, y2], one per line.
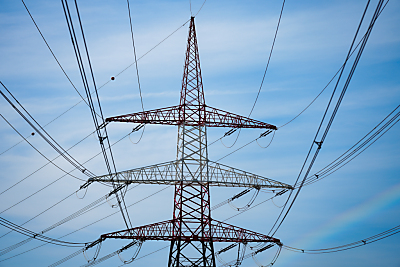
[105, 105, 182, 125]
[87, 160, 293, 189]
[105, 105, 277, 130]
[204, 106, 277, 129]
[101, 219, 281, 245]
[207, 161, 293, 189]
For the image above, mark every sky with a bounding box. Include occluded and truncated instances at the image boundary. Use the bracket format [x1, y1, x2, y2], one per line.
[0, 0, 399, 266]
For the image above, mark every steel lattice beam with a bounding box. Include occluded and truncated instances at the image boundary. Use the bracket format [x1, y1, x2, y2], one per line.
[106, 105, 277, 130]
[101, 218, 281, 244]
[88, 160, 293, 189]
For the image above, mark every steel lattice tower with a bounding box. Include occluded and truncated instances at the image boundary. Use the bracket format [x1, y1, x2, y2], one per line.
[88, 17, 292, 266]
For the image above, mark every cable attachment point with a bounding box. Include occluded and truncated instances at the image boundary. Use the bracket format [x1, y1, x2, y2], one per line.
[255, 244, 274, 255]
[314, 141, 323, 149]
[79, 180, 92, 190]
[132, 124, 144, 132]
[217, 243, 237, 254]
[230, 189, 251, 201]
[259, 130, 273, 138]
[275, 189, 288, 197]
[83, 238, 103, 263]
[223, 128, 237, 137]
[98, 136, 108, 144]
[97, 121, 109, 130]
[117, 240, 143, 264]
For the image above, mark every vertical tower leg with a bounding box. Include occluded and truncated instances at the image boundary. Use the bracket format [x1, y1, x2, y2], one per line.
[169, 122, 215, 266]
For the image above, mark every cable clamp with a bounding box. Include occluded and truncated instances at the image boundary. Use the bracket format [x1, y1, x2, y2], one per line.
[99, 136, 108, 144]
[314, 141, 323, 149]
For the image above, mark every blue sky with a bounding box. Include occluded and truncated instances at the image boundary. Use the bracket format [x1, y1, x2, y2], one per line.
[0, 0, 399, 266]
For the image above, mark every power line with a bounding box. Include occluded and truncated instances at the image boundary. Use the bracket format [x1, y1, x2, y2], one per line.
[20, 0, 92, 110]
[268, 0, 387, 237]
[248, 0, 285, 117]
[12, 186, 170, 265]
[61, 0, 132, 229]
[0, 129, 134, 217]
[0, 114, 84, 182]
[42, 104, 398, 266]
[0, 18, 189, 158]
[0, 82, 96, 178]
[223, 0, 285, 148]
[0, 217, 87, 248]
[0, 118, 103, 197]
[0, 185, 133, 257]
[300, 104, 400, 187]
[125, 0, 146, 144]
[283, 224, 400, 254]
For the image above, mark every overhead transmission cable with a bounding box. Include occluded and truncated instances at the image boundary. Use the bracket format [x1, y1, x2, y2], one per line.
[0, 185, 135, 256]
[222, 0, 285, 148]
[0, 185, 148, 259]
[0, 82, 96, 178]
[0, 128, 135, 217]
[0, 17, 189, 158]
[126, 0, 145, 144]
[4, 2, 390, 264]
[7, 59, 399, 267]
[0, 125, 100, 197]
[211, 6, 388, 151]
[6, 186, 171, 265]
[283, 224, 400, 254]
[61, 0, 131, 229]
[0, 217, 87, 248]
[0, 114, 84, 182]
[21, 0, 92, 110]
[43, 96, 399, 266]
[300, 104, 400, 187]
[268, 0, 386, 237]
[27, 97, 398, 262]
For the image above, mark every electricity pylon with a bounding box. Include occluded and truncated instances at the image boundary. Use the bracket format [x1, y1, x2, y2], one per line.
[88, 17, 292, 267]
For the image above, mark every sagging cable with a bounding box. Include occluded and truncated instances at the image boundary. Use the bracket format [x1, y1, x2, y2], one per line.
[252, 244, 281, 267]
[256, 130, 276, 149]
[117, 241, 143, 264]
[83, 239, 102, 263]
[76, 186, 89, 199]
[229, 188, 260, 212]
[129, 124, 146, 145]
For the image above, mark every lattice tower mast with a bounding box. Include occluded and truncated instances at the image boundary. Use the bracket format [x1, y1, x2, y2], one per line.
[88, 17, 292, 267]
